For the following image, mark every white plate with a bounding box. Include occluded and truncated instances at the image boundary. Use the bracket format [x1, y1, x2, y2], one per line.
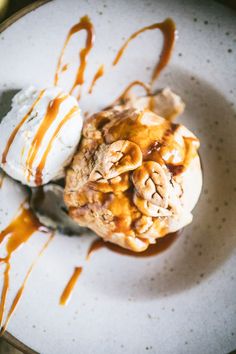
[0, 1, 236, 353]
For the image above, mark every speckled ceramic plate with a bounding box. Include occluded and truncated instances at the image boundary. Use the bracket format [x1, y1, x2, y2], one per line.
[0, 1, 236, 353]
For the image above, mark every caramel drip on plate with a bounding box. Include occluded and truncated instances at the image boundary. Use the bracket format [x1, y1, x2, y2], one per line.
[0, 203, 52, 334]
[113, 18, 176, 84]
[35, 105, 79, 186]
[63, 232, 178, 306]
[87, 231, 179, 259]
[115, 80, 151, 103]
[54, 15, 95, 98]
[1, 90, 45, 164]
[0, 205, 41, 259]
[86, 239, 104, 260]
[26, 94, 67, 183]
[0, 173, 5, 188]
[61, 64, 69, 72]
[88, 64, 105, 94]
[0, 233, 54, 335]
[60, 267, 83, 306]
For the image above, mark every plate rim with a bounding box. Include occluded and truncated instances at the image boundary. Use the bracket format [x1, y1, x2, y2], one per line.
[2, 331, 38, 354]
[0, 0, 51, 33]
[0, 1, 235, 354]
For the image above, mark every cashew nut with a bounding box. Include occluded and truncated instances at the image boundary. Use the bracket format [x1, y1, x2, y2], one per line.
[90, 140, 142, 180]
[132, 161, 169, 208]
[133, 192, 172, 217]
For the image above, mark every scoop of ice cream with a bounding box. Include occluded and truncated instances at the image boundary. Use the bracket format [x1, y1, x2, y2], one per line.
[64, 107, 202, 252]
[112, 88, 185, 121]
[0, 86, 82, 187]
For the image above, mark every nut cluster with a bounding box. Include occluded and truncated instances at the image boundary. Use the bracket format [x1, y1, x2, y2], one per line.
[64, 108, 199, 251]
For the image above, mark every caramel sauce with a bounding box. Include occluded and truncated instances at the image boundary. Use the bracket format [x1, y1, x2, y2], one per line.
[1, 90, 45, 164]
[62, 64, 69, 73]
[0, 173, 5, 188]
[165, 164, 184, 176]
[114, 80, 151, 105]
[60, 267, 83, 306]
[90, 172, 130, 194]
[108, 189, 140, 236]
[0, 205, 42, 259]
[104, 111, 170, 157]
[183, 137, 199, 167]
[88, 65, 105, 94]
[159, 126, 199, 176]
[0, 234, 54, 335]
[54, 16, 95, 98]
[26, 94, 67, 183]
[113, 18, 176, 85]
[35, 106, 79, 185]
[148, 95, 156, 112]
[165, 137, 198, 176]
[0, 203, 53, 334]
[87, 231, 179, 259]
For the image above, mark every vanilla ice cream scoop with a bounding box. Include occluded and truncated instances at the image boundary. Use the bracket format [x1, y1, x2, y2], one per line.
[0, 86, 82, 186]
[64, 107, 202, 252]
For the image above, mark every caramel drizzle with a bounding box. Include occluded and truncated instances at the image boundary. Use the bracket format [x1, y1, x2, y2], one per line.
[54, 15, 95, 98]
[88, 64, 105, 94]
[115, 80, 151, 104]
[87, 231, 179, 259]
[0, 173, 5, 189]
[35, 105, 79, 185]
[0, 233, 54, 335]
[1, 90, 45, 164]
[62, 64, 69, 73]
[166, 137, 198, 176]
[0, 203, 52, 334]
[26, 94, 67, 183]
[60, 232, 179, 306]
[63, 232, 178, 306]
[113, 18, 176, 85]
[60, 267, 83, 306]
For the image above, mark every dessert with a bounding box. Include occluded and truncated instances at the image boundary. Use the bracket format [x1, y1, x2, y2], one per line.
[0, 86, 82, 187]
[64, 103, 202, 252]
[0, 13, 204, 335]
[0, 16, 202, 254]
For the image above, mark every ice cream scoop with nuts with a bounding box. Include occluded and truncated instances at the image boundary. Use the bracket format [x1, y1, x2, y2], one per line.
[64, 89, 202, 252]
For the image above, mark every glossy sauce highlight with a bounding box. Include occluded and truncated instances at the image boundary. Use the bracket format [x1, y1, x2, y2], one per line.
[60, 267, 83, 306]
